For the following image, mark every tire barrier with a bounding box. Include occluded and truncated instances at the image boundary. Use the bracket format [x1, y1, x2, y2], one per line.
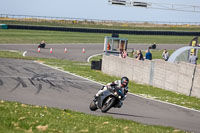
[7, 24, 200, 36]
[91, 59, 102, 70]
[0, 24, 8, 29]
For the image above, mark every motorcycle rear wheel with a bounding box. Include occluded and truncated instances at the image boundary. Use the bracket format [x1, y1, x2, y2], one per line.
[101, 96, 116, 113]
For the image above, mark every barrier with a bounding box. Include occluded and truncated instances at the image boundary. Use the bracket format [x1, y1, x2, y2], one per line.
[0, 24, 8, 29]
[7, 25, 200, 36]
[101, 55, 200, 98]
[91, 59, 102, 70]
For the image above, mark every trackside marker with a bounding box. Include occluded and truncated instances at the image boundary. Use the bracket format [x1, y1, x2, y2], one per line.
[82, 48, 85, 53]
[37, 48, 41, 53]
[50, 48, 53, 53]
[23, 51, 27, 57]
[64, 48, 67, 53]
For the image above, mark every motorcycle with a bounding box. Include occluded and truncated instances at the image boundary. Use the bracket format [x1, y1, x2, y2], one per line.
[89, 87, 125, 113]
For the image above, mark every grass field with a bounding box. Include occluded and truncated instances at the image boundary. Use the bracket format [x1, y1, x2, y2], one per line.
[0, 100, 187, 133]
[0, 29, 194, 44]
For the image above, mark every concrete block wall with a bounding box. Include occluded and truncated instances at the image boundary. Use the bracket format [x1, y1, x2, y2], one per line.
[152, 61, 195, 96]
[192, 65, 200, 98]
[102, 55, 152, 85]
[102, 55, 200, 98]
[176, 62, 195, 95]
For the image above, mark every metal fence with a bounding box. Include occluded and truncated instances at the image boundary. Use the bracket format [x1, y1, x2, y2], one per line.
[0, 14, 200, 26]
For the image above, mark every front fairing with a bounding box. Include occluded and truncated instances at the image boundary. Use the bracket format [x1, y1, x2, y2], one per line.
[97, 89, 113, 109]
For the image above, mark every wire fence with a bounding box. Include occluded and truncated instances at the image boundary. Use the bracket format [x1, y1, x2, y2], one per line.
[0, 14, 200, 26]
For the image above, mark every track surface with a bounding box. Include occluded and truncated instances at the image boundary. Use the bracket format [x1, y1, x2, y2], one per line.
[0, 44, 200, 133]
[0, 44, 186, 62]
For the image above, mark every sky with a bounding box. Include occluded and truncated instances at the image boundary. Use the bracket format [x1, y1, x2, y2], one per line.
[0, 0, 200, 24]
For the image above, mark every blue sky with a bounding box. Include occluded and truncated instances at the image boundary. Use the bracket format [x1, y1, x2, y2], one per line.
[0, 0, 200, 23]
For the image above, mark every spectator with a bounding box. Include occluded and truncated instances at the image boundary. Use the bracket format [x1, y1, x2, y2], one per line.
[121, 49, 128, 58]
[136, 50, 144, 61]
[145, 49, 152, 60]
[189, 53, 198, 65]
[149, 42, 156, 49]
[162, 49, 169, 61]
[38, 40, 46, 48]
[107, 42, 111, 50]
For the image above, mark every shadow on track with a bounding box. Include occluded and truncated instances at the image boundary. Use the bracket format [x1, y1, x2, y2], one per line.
[106, 112, 157, 119]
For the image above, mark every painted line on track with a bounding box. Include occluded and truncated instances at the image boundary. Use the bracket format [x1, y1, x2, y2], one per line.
[35, 61, 200, 113]
[23, 51, 27, 57]
[87, 53, 104, 63]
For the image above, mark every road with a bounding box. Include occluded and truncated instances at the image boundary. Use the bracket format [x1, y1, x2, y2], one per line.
[0, 43, 187, 62]
[1, 44, 200, 133]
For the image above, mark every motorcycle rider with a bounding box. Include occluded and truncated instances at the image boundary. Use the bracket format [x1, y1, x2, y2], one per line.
[94, 77, 129, 108]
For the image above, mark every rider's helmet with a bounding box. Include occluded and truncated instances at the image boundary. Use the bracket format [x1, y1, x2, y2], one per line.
[121, 77, 129, 87]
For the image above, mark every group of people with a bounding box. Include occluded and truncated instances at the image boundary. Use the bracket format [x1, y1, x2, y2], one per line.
[132, 49, 153, 61]
[122, 48, 170, 61]
[123, 48, 198, 65]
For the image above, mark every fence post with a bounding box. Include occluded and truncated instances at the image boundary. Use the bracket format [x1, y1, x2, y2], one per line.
[189, 65, 197, 96]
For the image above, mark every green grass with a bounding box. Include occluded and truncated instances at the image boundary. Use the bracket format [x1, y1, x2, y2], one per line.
[0, 100, 186, 133]
[0, 29, 194, 44]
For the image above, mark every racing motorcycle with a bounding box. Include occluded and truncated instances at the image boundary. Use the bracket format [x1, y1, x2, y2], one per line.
[89, 87, 125, 113]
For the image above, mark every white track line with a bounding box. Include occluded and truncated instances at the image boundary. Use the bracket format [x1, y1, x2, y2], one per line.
[23, 51, 27, 57]
[35, 60, 200, 113]
[128, 93, 200, 113]
[87, 53, 104, 63]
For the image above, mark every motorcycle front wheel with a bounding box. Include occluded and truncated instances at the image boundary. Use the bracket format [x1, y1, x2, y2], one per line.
[89, 100, 98, 111]
[101, 96, 116, 113]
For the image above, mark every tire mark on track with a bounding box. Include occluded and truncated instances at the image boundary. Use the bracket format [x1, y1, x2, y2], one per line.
[0, 79, 3, 86]
[28, 74, 67, 94]
[0, 70, 8, 75]
[10, 77, 27, 92]
[23, 67, 37, 74]
[35, 84, 42, 94]
[28, 78, 42, 94]
[28, 78, 35, 86]
[8, 66, 21, 73]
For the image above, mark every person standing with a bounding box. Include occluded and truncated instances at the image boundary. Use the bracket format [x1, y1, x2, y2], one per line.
[189, 53, 198, 65]
[145, 49, 152, 60]
[121, 49, 128, 58]
[162, 49, 169, 61]
[38, 40, 46, 48]
[136, 50, 144, 61]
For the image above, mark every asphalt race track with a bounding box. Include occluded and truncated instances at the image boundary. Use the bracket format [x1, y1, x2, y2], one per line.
[0, 44, 200, 132]
[0, 44, 187, 62]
